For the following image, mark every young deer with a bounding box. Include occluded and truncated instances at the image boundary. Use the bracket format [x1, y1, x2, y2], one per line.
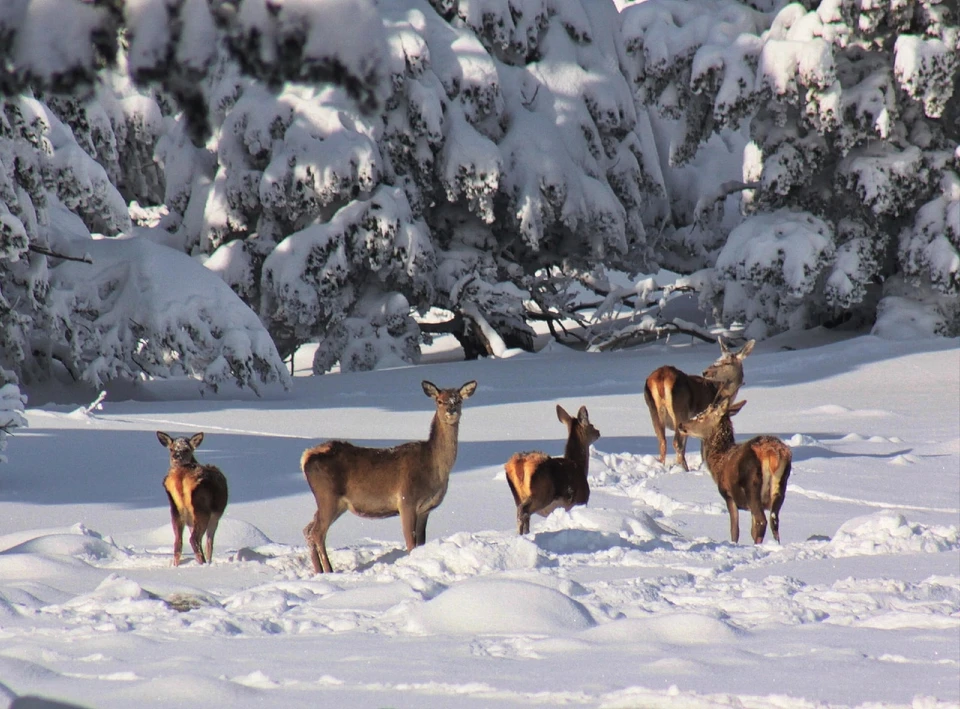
[301, 380, 477, 573]
[644, 338, 755, 470]
[504, 405, 601, 535]
[157, 431, 229, 566]
[677, 397, 791, 544]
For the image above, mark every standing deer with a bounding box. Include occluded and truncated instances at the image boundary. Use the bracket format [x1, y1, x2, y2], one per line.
[157, 431, 229, 566]
[504, 405, 601, 535]
[677, 397, 791, 544]
[644, 338, 755, 470]
[301, 380, 477, 573]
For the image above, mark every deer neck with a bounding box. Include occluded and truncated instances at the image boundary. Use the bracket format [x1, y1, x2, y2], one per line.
[564, 431, 590, 471]
[700, 419, 737, 483]
[427, 414, 460, 479]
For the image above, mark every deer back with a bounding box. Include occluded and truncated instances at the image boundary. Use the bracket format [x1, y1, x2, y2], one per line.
[646, 366, 721, 427]
[301, 380, 477, 517]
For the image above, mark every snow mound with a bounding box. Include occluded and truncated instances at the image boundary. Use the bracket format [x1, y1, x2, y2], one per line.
[394, 531, 544, 581]
[410, 577, 596, 635]
[0, 531, 126, 563]
[532, 507, 672, 554]
[582, 612, 743, 646]
[829, 511, 959, 556]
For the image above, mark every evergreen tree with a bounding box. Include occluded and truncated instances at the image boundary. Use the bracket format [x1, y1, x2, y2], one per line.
[166, 0, 665, 372]
[622, 0, 959, 337]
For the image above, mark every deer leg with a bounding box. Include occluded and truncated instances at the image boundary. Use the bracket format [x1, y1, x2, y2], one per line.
[517, 502, 532, 535]
[750, 504, 768, 545]
[399, 503, 417, 552]
[770, 491, 786, 543]
[651, 415, 667, 465]
[190, 514, 209, 564]
[168, 497, 185, 567]
[205, 513, 221, 563]
[673, 429, 689, 471]
[303, 515, 324, 574]
[414, 512, 429, 547]
[724, 496, 740, 544]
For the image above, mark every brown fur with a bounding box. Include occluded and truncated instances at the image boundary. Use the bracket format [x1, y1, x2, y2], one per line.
[301, 380, 477, 573]
[677, 399, 791, 544]
[504, 405, 600, 535]
[157, 431, 229, 566]
[644, 338, 755, 471]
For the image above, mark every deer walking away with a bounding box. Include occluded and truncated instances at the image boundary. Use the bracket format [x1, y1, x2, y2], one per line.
[157, 431, 229, 566]
[301, 380, 477, 573]
[677, 397, 791, 544]
[644, 338, 755, 470]
[504, 405, 601, 535]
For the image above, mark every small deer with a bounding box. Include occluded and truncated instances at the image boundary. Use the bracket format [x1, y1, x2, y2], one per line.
[677, 397, 791, 544]
[504, 405, 601, 535]
[301, 380, 477, 573]
[157, 431, 229, 566]
[644, 338, 755, 470]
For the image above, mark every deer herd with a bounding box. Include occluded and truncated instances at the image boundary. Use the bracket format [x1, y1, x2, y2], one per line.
[157, 338, 792, 572]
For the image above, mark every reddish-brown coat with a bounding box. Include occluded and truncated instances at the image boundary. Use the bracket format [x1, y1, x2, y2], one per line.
[644, 339, 755, 470]
[301, 380, 477, 573]
[157, 431, 228, 566]
[505, 405, 600, 535]
[677, 399, 791, 544]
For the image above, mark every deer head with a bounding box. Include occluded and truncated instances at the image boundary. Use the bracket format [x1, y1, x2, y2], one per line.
[157, 431, 204, 466]
[557, 405, 601, 447]
[701, 338, 755, 399]
[423, 380, 477, 425]
[677, 397, 747, 439]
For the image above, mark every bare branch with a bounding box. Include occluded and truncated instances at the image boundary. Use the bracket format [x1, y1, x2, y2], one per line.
[29, 244, 93, 264]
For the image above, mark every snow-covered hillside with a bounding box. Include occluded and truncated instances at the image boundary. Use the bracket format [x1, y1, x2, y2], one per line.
[0, 332, 957, 708]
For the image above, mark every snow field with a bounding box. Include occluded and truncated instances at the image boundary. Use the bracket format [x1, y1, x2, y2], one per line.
[0, 334, 957, 708]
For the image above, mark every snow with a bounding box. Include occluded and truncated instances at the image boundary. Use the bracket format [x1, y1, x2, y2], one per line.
[1, 332, 958, 708]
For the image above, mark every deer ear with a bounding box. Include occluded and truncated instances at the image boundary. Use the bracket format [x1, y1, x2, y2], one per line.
[577, 406, 589, 424]
[718, 337, 731, 355]
[189, 432, 204, 448]
[736, 340, 755, 360]
[422, 381, 440, 399]
[459, 380, 478, 399]
[556, 405, 571, 424]
[157, 431, 172, 447]
[727, 400, 747, 416]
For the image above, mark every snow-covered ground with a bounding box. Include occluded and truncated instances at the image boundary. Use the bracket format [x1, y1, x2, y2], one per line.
[1, 331, 958, 709]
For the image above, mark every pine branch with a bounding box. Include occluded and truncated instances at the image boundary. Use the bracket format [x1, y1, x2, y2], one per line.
[691, 180, 760, 232]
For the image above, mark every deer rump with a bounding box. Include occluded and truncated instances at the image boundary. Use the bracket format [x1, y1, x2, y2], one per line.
[301, 440, 446, 519]
[505, 452, 590, 517]
[723, 435, 792, 512]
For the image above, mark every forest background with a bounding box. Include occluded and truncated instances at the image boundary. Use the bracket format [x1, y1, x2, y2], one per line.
[1, 0, 958, 459]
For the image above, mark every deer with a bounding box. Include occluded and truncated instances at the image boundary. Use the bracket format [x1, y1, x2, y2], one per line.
[504, 405, 601, 535]
[676, 396, 791, 544]
[644, 338, 755, 471]
[301, 380, 477, 573]
[157, 431, 229, 566]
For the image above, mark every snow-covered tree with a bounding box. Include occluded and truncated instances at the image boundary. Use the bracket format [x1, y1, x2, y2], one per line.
[163, 0, 666, 372]
[0, 93, 288, 393]
[622, 0, 960, 337]
[0, 369, 26, 464]
[0, 0, 391, 140]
